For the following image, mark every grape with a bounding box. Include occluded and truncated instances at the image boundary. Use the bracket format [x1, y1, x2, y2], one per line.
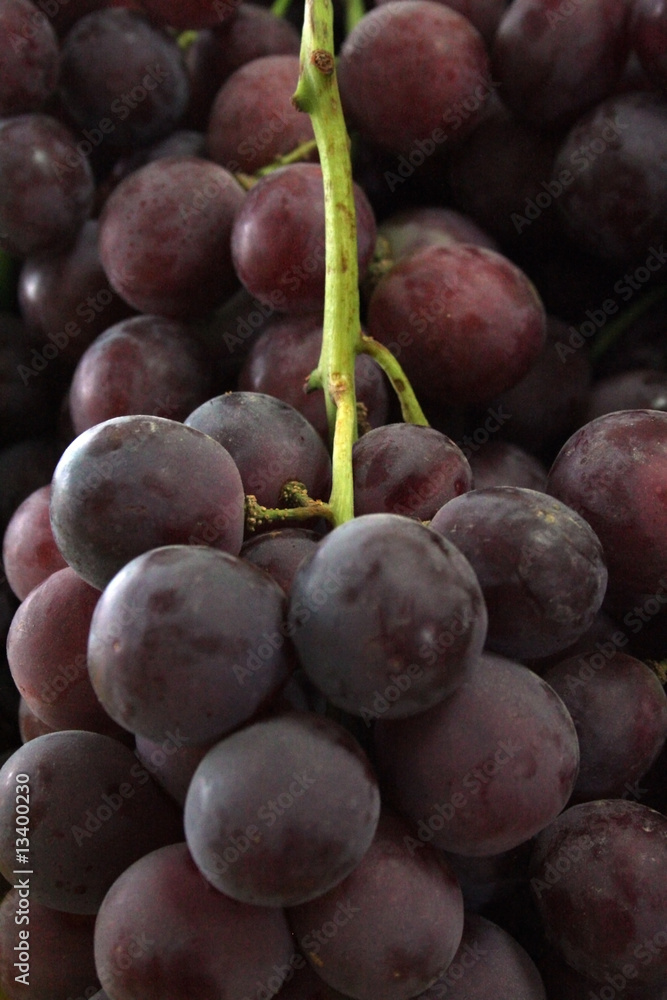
[185, 4, 300, 130]
[541, 651, 667, 802]
[552, 91, 667, 261]
[489, 316, 591, 460]
[135, 734, 213, 806]
[366, 245, 547, 407]
[374, 652, 580, 856]
[337, 1, 492, 154]
[237, 313, 389, 441]
[375, 0, 509, 46]
[18, 220, 135, 374]
[287, 514, 487, 720]
[231, 164, 377, 314]
[430, 487, 608, 660]
[0, 889, 98, 1000]
[140, 0, 239, 29]
[68, 315, 214, 435]
[492, 0, 629, 128]
[59, 8, 190, 150]
[584, 369, 667, 422]
[546, 409, 667, 612]
[274, 961, 355, 999]
[416, 914, 546, 1000]
[530, 800, 667, 986]
[87, 544, 291, 743]
[0, 437, 62, 539]
[0, 314, 59, 447]
[441, 840, 534, 912]
[466, 441, 548, 491]
[0, 0, 59, 116]
[207, 55, 315, 175]
[0, 114, 95, 258]
[241, 529, 321, 596]
[288, 811, 464, 1000]
[94, 842, 296, 1000]
[378, 206, 499, 261]
[6, 566, 107, 731]
[447, 96, 565, 247]
[0, 730, 183, 913]
[49, 415, 246, 591]
[352, 423, 473, 519]
[18, 697, 55, 742]
[185, 392, 332, 508]
[98, 156, 245, 318]
[184, 712, 381, 906]
[631, 0, 667, 92]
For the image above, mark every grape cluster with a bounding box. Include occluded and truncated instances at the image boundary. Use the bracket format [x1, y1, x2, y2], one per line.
[0, 0, 666, 998]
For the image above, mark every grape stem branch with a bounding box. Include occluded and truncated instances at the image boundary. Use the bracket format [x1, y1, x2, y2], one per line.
[293, 0, 427, 525]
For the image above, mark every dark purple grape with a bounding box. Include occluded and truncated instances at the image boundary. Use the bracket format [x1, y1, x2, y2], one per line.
[374, 652, 579, 856]
[87, 544, 291, 744]
[352, 423, 472, 519]
[273, 961, 354, 1000]
[185, 392, 332, 508]
[59, 8, 190, 150]
[492, 0, 629, 128]
[441, 840, 534, 912]
[68, 315, 214, 435]
[135, 733, 213, 807]
[367, 245, 547, 408]
[417, 914, 546, 999]
[337, 1, 492, 154]
[49, 415, 245, 591]
[0, 437, 62, 539]
[2, 484, 67, 600]
[0, 316, 59, 448]
[184, 712, 381, 906]
[539, 947, 667, 1000]
[541, 651, 667, 802]
[584, 369, 667, 423]
[546, 409, 667, 612]
[98, 156, 245, 318]
[552, 92, 667, 260]
[375, 0, 509, 46]
[467, 441, 548, 491]
[0, 114, 95, 258]
[377, 205, 499, 262]
[241, 528, 321, 596]
[489, 316, 591, 459]
[230, 164, 377, 313]
[288, 811, 465, 1000]
[237, 313, 389, 441]
[0, 889, 98, 1000]
[0, 0, 59, 115]
[447, 96, 565, 247]
[94, 842, 296, 1000]
[0, 730, 183, 913]
[18, 220, 135, 374]
[287, 514, 487, 720]
[185, 4, 300, 130]
[530, 800, 667, 986]
[141, 0, 239, 28]
[6, 566, 108, 732]
[631, 0, 667, 91]
[431, 487, 608, 660]
[207, 55, 315, 175]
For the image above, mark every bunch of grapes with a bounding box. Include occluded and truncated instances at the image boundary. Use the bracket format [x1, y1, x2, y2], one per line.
[0, 0, 666, 998]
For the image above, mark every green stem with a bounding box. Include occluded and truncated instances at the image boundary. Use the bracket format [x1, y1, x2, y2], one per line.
[245, 483, 335, 532]
[360, 334, 430, 426]
[293, 0, 362, 526]
[345, 0, 366, 34]
[271, 0, 293, 17]
[254, 139, 319, 177]
[590, 284, 667, 362]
